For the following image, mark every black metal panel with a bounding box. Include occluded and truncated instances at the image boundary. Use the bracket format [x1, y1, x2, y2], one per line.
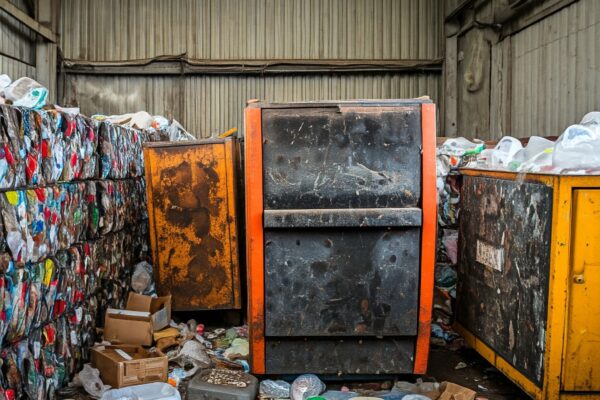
[456, 175, 552, 386]
[262, 106, 422, 209]
[265, 229, 420, 337]
[265, 337, 415, 374]
[263, 208, 422, 228]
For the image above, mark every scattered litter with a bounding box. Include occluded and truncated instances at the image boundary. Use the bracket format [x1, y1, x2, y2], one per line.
[131, 260, 154, 294]
[101, 382, 181, 400]
[71, 364, 110, 399]
[439, 382, 477, 400]
[291, 375, 326, 400]
[168, 368, 187, 388]
[169, 339, 212, 378]
[455, 362, 468, 370]
[2, 77, 48, 109]
[188, 369, 258, 400]
[260, 379, 291, 398]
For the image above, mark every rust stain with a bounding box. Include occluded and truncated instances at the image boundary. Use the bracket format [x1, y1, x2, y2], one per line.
[146, 141, 240, 311]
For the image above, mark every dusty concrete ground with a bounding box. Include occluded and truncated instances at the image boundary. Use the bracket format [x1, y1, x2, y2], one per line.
[62, 343, 531, 400]
[426, 345, 530, 399]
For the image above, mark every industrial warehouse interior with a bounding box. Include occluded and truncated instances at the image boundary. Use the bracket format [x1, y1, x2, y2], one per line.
[0, 0, 598, 399]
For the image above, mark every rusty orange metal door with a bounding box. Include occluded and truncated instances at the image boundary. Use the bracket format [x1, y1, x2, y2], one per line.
[144, 138, 241, 311]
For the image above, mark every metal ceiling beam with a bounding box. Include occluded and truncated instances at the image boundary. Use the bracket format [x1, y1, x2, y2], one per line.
[0, 0, 56, 42]
[60, 57, 444, 75]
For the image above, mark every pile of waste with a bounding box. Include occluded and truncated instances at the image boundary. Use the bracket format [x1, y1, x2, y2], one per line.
[92, 111, 195, 142]
[0, 74, 194, 141]
[463, 111, 600, 174]
[431, 141, 468, 346]
[163, 323, 250, 388]
[259, 375, 478, 400]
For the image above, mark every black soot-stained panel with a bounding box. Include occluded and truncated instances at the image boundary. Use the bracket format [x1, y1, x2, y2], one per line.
[262, 106, 422, 209]
[457, 175, 552, 386]
[264, 229, 421, 337]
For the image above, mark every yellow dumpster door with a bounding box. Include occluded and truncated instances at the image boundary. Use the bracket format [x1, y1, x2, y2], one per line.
[563, 189, 600, 391]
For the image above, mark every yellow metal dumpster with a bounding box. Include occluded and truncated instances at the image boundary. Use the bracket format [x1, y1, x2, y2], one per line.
[455, 169, 600, 400]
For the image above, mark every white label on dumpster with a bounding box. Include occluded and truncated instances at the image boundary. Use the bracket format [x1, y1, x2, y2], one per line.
[476, 240, 504, 272]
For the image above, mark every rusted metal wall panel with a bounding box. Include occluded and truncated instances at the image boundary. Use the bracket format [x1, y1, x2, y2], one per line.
[144, 139, 241, 311]
[64, 73, 441, 138]
[60, 0, 442, 61]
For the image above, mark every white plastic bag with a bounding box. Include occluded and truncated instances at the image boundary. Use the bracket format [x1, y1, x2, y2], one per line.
[101, 382, 181, 400]
[131, 261, 153, 294]
[71, 364, 110, 399]
[553, 118, 600, 170]
[291, 374, 326, 400]
[3, 77, 48, 109]
[260, 379, 292, 398]
[509, 136, 554, 170]
[0, 74, 11, 96]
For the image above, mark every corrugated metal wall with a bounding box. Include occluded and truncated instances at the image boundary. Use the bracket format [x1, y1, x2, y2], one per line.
[61, 0, 442, 61]
[447, 0, 600, 139]
[0, 0, 36, 79]
[511, 0, 600, 136]
[59, 0, 443, 138]
[64, 73, 440, 137]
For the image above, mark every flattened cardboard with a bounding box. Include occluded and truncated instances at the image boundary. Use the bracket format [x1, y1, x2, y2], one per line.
[103, 292, 171, 346]
[91, 345, 168, 389]
[438, 382, 477, 400]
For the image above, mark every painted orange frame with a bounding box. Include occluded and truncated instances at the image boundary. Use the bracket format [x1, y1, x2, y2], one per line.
[245, 102, 437, 375]
[414, 103, 437, 374]
[245, 106, 266, 374]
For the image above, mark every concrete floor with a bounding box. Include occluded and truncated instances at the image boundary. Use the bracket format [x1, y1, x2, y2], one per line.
[427, 345, 530, 399]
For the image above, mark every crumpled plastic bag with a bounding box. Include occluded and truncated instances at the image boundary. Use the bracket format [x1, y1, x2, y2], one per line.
[260, 379, 291, 398]
[169, 339, 212, 378]
[3, 77, 48, 109]
[0, 74, 11, 96]
[72, 364, 110, 399]
[224, 338, 249, 359]
[291, 374, 326, 400]
[131, 261, 153, 294]
[553, 112, 600, 171]
[101, 382, 180, 400]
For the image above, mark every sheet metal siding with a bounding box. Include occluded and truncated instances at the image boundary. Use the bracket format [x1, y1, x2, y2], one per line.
[1, 0, 36, 72]
[65, 73, 440, 138]
[510, 0, 600, 137]
[60, 0, 442, 61]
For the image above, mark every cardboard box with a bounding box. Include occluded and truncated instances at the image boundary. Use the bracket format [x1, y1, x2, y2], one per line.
[438, 382, 477, 400]
[91, 345, 168, 389]
[104, 293, 171, 346]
